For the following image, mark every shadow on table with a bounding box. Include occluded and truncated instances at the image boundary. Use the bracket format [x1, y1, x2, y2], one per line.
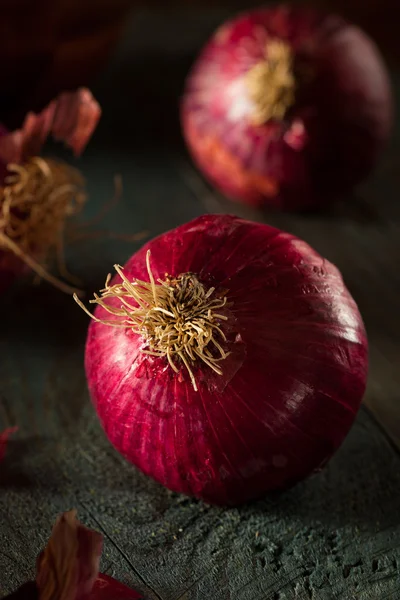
[248, 408, 400, 530]
[0, 436, 52, 489]
[1, 282, 88, 350]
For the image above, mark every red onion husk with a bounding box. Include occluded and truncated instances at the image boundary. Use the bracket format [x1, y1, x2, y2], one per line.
[81, 214, 368, 506]
[36, 510, 103, 600]
[3, 510, 141, 600]
[2, 578, 141, 600]
[0, 88, 101, 294]
[0, 426, 17, 462]
[91, 575, 141, 599]
[181, 5, 393, 211]
[0, 88, 101, 167]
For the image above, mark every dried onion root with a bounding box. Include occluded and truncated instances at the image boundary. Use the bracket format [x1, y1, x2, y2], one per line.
[246, 39, 296, 125]
[0, 156, 87, 295]
[74, 250, 231, 390]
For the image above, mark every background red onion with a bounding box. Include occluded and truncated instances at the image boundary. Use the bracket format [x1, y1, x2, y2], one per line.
[83, 214, 368, 506]
[181, 5, 393, 211]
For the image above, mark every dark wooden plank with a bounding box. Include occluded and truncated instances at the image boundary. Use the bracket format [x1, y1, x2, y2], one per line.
[1, 8, 400, 600]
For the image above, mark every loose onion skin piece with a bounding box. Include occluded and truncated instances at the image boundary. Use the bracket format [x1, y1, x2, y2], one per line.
[83, 214, 368, 506]
[181, 6, 393, 211]
[0, 88, 101, 167]
[0, 88, 101, 294]
[2, 510, 141, 600]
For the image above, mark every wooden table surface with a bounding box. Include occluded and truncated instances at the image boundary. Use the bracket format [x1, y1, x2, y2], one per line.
[1, 8, 400, 600]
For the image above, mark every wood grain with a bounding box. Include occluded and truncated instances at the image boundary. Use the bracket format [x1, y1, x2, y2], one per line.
[1, 9, 400, 599]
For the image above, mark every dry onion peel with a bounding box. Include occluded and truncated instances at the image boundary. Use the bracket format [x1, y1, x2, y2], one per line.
[0, 88, 101, 166]
[36, 510, 102, 600]
[77, 214, 368, 506]
[0, 88, 101, 294]
[3, 510, 141, 599]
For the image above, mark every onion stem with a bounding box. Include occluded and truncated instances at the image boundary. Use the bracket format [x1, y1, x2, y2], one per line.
[246, 39, 296, 124]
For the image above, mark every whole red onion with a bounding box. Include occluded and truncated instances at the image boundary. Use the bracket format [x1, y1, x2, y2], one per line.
[78, 214, 368, 506]
[181, 6, 393, 210]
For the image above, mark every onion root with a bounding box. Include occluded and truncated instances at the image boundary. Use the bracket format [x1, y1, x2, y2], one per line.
[74, 250, 232, 390]
[0, 156, 87, 295]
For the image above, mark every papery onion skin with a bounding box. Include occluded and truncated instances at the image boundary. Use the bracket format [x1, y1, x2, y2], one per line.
[85, 214, 368, 506]
[0, 88, 101, 293]
[1, 510, 141, 600]
[181, 6, 393, 210]
[36, 509, 103, 600]
[92, 574, 142, 599]
[1, 582, 39, 600]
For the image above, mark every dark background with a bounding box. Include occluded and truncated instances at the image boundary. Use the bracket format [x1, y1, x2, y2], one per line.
[1, 0, 400, 124]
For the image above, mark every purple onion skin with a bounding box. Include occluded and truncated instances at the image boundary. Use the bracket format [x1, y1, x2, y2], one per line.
[181, 6, 393, 211]
[1, 576, 141, 600]
[85, 214, 368, 506]
[92, 574, 142, 599]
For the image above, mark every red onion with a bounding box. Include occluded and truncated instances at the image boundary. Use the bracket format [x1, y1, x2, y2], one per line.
[4, 510, 141, 600]
[181, 6, 393, 210]
[77, 214, 368, 506]
[0, 88, 101, 295]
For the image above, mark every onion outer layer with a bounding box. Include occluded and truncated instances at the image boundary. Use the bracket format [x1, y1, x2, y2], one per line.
[84, 214, 368, 505]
